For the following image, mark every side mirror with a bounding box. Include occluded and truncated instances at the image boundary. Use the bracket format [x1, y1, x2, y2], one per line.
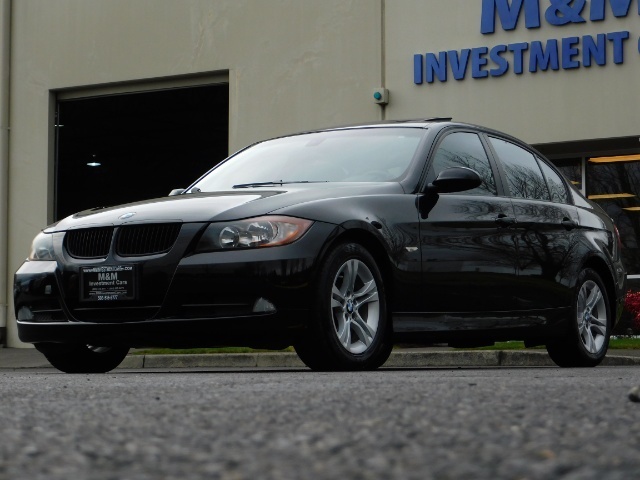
[430, 167, 482, 193]
[168, 188, 185, 196]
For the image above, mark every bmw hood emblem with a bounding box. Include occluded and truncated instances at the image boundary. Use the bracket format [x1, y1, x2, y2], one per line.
[119, 212, 136, 220]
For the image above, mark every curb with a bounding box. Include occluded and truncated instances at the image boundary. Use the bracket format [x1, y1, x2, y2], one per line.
[116, 350, 640, 369]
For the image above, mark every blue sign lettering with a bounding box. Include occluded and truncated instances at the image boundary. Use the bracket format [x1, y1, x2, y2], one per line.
[413, 31, 630, 84]
[415, 1, 637, 86]
[608, 30, 630, 62]
[413, 54, 423, 84]
[562, 36, 581, 68]
[583, 33, 607, 65]
[481, 0, 541, 34]
[489, 45, 510, 75]
[530, 40, 560, 72]
[545, 0, 587, 26]
[426, 52, 447, 83]
[590, 0, 634, 21]
[449, 49, 471, 80]
[482, 0, 638, 33]
[472, 47, 490, 78]
[508, 42, 529, 74]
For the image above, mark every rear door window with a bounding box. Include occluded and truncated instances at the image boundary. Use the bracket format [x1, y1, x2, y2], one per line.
[489, 137, 551, 201]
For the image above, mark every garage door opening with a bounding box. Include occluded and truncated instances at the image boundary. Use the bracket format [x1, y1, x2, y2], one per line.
[54, 84, 229, 220]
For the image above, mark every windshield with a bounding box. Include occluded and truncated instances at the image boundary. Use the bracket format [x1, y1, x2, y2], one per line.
[190, 128, 425, 191]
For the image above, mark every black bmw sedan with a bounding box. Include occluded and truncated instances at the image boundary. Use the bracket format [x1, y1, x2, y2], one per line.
[14, 119, 626, 372]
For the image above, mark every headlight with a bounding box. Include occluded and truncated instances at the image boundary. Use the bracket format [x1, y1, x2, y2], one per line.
[195, 216, 313, 252]
[28, 232, 55, 261]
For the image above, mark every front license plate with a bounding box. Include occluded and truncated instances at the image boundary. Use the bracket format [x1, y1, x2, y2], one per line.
[80, 265, 137, 302]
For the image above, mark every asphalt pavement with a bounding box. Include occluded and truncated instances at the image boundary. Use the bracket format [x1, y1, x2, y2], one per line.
[3, 367, 640, 479]
[2, 345, 640, 370]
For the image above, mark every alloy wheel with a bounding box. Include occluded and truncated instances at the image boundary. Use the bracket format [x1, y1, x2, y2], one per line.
[576, 279, 608, 354]
[331, 258, 380, 354]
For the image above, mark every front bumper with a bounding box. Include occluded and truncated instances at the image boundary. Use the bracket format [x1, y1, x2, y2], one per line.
[14, 221, 340, 348]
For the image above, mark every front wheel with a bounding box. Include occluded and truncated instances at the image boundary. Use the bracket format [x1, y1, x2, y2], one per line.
[35, 343, 130, 373]
[294, 242, 393, 371]
[546, 269, 611, 367]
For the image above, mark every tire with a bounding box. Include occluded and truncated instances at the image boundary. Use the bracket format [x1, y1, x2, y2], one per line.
[546, 268, 611, 368]
[35, 343, 130, 373]
[294, 242, 393, 371]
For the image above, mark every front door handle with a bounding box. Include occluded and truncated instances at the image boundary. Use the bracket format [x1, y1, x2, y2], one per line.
[495, 214, 517, 227]
[561, 218, 578, 230]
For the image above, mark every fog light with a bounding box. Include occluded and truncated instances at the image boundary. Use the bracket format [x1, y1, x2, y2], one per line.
[253, 297, 276, 313]
[17, 307, 34, 321]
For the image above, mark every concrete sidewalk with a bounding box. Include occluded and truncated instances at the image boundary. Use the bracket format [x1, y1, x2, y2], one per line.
[2, 346, 640, 370]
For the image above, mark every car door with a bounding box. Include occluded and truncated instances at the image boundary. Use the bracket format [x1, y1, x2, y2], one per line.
[487, 135, 579, 311]
[418, 130, 519, 315]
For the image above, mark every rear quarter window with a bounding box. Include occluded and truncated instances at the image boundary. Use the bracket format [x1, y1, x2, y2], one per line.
[537, 157, 570, 204]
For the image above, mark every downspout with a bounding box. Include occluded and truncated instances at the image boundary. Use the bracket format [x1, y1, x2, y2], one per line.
[0, 0, 11, 345]
[380, 0, 386, 121]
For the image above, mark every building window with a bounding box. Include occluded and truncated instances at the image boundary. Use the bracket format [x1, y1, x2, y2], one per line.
[587, 156, 640, 274]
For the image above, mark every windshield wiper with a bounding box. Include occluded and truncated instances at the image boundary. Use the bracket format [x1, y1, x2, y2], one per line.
[232, 180, 329, 189]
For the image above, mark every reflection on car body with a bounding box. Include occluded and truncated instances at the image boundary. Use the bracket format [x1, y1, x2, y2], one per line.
[14, 119, 626, 372]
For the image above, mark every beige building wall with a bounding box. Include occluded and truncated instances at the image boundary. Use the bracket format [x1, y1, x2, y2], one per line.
[2, 0, 639, 346]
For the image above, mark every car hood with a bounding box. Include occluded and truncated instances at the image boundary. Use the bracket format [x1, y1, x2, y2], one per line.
[45, 182, 404, 232]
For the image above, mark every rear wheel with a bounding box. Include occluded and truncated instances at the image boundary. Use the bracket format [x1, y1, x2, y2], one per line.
[294, 242, 392, 371]
[546, 269, 611, 367]
[35, 343, 130, 373]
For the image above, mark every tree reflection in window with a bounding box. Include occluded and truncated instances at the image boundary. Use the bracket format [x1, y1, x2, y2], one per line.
[537, 157, 569, 204]
[552, 158, 582, 192]
[489, 137, 551, 201]
[428, 132, 497, 196]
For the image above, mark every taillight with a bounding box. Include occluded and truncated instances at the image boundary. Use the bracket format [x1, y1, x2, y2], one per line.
[613, 224, 623, 255]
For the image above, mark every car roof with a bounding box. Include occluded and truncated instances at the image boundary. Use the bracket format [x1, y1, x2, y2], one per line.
[310, 119, 528, 141]
[313, 119, 534, 150]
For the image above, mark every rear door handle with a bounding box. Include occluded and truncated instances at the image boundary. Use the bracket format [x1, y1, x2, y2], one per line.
[495, 214, 517, 227]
